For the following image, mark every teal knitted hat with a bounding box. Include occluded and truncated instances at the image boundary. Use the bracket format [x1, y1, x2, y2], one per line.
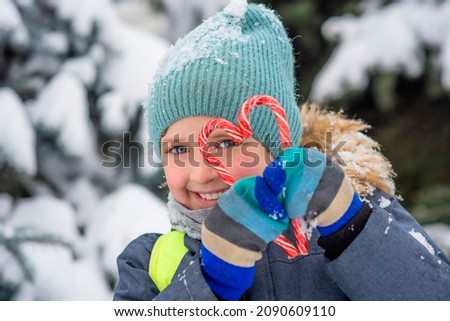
[146, 1, 301, 159]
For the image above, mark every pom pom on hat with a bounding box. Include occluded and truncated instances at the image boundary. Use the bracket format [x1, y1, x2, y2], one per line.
[146, 0, 302, 159]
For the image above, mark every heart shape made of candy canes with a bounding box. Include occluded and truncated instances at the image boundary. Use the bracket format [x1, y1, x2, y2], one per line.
[198, 95, 308, 259]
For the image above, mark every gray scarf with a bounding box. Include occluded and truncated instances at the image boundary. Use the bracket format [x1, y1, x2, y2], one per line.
[167, 193, 212, 240]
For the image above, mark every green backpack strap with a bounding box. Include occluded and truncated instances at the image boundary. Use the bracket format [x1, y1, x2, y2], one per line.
[149, 230, 188, 292]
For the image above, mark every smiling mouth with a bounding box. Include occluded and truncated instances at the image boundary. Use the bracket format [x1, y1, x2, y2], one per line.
[198, 191, 224, 200]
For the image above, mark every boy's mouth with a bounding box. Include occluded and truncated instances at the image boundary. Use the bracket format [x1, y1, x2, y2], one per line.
[198, 191, 224, 201]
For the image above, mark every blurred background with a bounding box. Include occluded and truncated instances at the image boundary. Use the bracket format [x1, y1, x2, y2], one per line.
[0, 0, 449, 300]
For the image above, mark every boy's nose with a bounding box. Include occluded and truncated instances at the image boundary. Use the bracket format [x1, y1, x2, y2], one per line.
[189, 149, 219, 184]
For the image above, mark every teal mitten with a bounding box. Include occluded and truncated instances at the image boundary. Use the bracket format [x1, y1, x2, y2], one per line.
[201, 158, 288, 300]
[279, 147, 363, 235]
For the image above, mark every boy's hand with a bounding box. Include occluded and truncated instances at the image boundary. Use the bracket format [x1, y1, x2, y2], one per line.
[200, 147, 363, 300]
[278, 147, 362, 230]
[201, 160, 289, 300]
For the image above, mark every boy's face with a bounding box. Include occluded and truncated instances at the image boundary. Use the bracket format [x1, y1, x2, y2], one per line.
[161, 116, 272, 210]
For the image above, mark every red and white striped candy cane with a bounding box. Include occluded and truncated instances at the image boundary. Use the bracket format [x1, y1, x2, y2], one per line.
[199, 95, 292, 186]
[274, 218, 309, 259]
[238, 95, 292, 150]
[198, 118, 243, 187]
[198, 95, 308, 258]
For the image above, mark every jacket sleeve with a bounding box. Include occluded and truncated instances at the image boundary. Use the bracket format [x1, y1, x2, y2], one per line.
[113, 233, 219, 301]
[113, 233, 160, 301]
[324, 190, 450, 300]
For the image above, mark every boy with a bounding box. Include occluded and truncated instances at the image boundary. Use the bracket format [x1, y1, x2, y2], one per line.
[114, 1, 450, 300]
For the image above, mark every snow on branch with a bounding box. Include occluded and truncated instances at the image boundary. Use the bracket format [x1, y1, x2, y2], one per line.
[310, 1, 450, 102]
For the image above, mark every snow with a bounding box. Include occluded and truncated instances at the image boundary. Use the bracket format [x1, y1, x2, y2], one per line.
[437, 2, 450, 88]
[310, 1, 450, 102]
[98, 21, 168, 134]
[0, 196, 113, 300]
[161, 0, 230, 41]
[42, 0, 169, 132]
[1, 0, 450, 301]
[21, 54, 61, 80]
[137, 115, 160, 177]
[154, 3, 249, 81]
[0, 0, 173, 301]
[65, 177, 101, 228]
[384, 214, 394, 235]
[0, 185, 170, 300]
[0, 0, 22, 30]
[47, 0, 112, 37]
[60, 52, 98, 87]
[97, 91, 128, 135]
[39, 32, 68, 55]
[378, 196, 392, 209]
[97, 88, 160, 174]
[0, 88, 37, 175]
[28, 72, 96, 160]
[0, 247, 23, 290]
[115, 0, 167, 36]
[9, 195, 79, 245]
[13, 246, 111, 300]
[84, 184, 171, 280]
[409, 229, 436, 255]
[224, 0, 248, 18]
[0, 0, 29, 48]
[0, 194, 13, 220]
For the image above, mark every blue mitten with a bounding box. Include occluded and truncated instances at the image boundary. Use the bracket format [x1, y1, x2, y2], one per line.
[278, 147, 363, 236]
[201, 159, 288, 300]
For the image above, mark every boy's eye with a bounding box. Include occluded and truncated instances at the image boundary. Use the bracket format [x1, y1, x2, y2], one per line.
[169, 146, 188, 154]
[216, 139, 237, 149]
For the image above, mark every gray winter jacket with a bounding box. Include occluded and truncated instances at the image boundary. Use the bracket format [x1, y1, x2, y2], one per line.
[113, 189, 450, 301]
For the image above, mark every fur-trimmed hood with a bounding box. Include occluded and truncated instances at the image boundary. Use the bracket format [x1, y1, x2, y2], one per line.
[299, 104, 397, 198]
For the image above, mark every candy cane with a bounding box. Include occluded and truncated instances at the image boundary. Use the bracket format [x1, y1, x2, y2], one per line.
[274, 219, 308, 258]
[199, 95, 308, 258]
[199, 95, 292, 186]
[198, 118, 242, 187]
[238, 95, 292, 149]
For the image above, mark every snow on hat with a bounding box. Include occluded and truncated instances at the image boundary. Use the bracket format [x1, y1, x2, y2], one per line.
[146, 0, 301, 159]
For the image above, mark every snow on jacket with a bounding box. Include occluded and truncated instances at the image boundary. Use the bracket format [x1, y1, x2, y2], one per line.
[113, 104, 450, 300]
